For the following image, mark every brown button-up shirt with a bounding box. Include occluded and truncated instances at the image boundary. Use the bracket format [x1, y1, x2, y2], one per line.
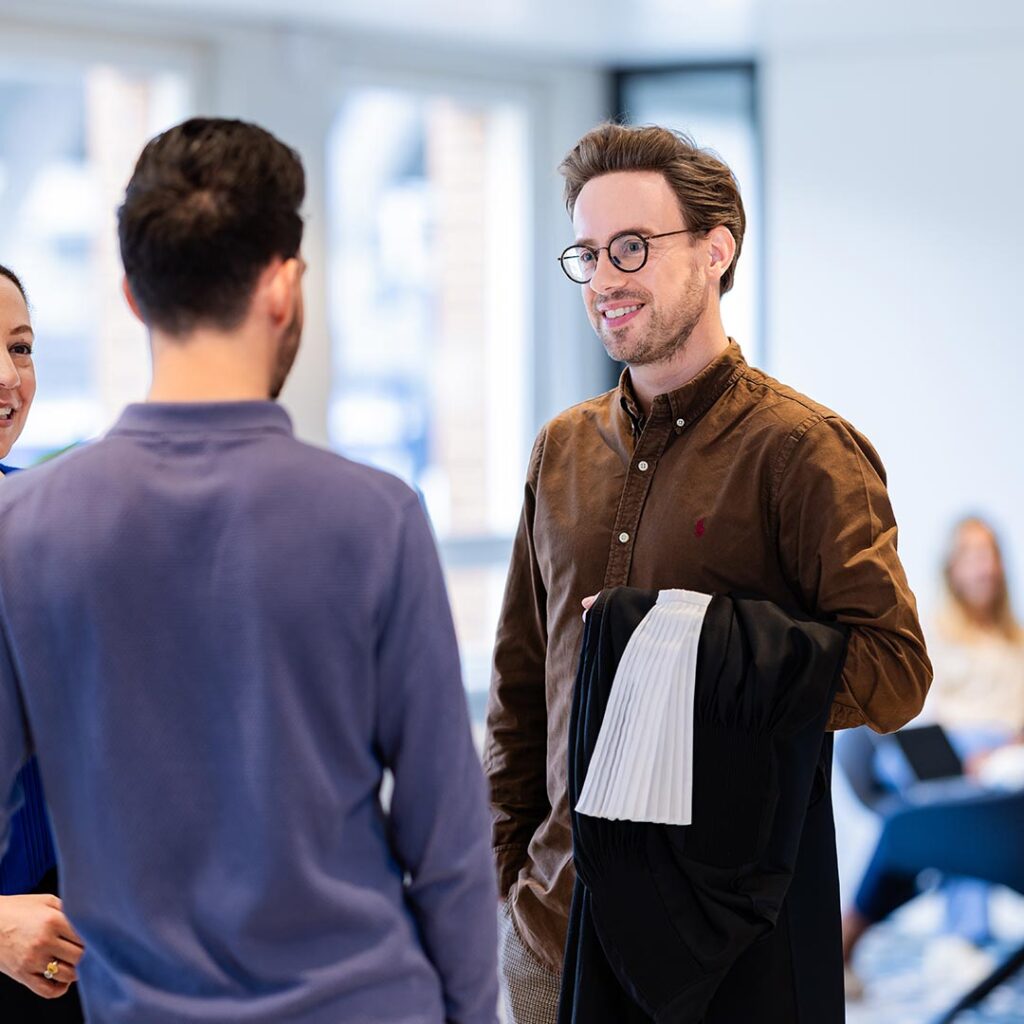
[483, 341, 931, 971]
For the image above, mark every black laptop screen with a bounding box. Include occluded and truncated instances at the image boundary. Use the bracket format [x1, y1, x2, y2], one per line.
[892, 725, 964, 782]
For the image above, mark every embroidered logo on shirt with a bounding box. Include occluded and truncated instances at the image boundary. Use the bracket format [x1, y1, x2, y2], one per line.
[694, 518, 706, 538]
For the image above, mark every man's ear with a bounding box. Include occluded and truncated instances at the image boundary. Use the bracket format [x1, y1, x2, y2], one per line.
[122, 277, 145, 324]
[705, 225, 737, 288]
[265, 257, 304, 326]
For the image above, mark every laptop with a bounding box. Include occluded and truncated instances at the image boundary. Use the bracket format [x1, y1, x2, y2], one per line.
[893, 724, 964, 781]
[892, 725, 983, 805]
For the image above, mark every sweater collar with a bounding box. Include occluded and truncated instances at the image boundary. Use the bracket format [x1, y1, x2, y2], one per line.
[109, 401, 294, 437]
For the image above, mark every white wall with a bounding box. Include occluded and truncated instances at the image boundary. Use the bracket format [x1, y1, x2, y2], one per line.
[762, 29, 1024, 621]
[760, 15, 1024, 896]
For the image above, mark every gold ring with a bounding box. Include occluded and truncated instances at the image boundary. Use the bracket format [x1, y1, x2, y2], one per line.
[43, 960, 60, 981]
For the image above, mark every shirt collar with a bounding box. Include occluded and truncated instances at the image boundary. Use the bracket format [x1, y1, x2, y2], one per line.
[618, 340, 747, 432]
[109, 401, 294, 437]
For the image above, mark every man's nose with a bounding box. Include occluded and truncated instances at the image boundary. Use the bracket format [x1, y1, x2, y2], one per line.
[587, 249, 633, 296]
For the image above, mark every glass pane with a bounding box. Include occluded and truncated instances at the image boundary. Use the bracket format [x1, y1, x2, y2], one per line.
[0, 62, 191, 466]
[445, 562, 511, 736]
[327, 88, 530, 541]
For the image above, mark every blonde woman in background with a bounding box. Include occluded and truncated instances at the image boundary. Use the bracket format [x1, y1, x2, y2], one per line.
[924, 516, 1024, 752]
[923, 517, 1024, 954]
[842, 515, 1024, 996]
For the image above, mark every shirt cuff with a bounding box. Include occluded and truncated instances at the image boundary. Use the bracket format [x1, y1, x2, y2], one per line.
[827, 702, 866, 732]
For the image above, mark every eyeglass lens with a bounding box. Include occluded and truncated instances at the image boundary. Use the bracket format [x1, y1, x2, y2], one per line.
[561, 233, 648, 283]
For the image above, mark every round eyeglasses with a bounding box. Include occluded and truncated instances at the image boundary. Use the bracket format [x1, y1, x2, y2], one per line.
[558, 229, 695, 284]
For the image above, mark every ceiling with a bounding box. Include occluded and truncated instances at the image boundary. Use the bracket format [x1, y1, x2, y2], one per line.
[108, 0, 761, 63]
[7, 0, 1024, 66]
[34, 0, 761, 64]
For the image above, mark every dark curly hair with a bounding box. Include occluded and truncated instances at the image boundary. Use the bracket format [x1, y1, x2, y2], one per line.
[118, 117, 305, 335]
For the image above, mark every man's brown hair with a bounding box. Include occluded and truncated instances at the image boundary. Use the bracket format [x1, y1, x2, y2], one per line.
[559, 122, 746, 295]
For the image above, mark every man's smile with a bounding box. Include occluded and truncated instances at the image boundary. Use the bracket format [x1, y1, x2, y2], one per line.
[597, 302, 646, 327]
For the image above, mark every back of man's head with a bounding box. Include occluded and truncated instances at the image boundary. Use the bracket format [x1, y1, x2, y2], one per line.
[118, 118, 305, 336]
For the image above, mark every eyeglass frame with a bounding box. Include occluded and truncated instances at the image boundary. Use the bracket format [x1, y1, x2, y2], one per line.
[557, 228, 697, 283]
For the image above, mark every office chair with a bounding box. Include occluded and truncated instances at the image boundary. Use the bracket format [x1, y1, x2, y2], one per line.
[834, 728, 1024, 1023]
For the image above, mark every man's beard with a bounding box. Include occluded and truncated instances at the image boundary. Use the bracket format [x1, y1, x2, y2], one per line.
[597, 274, 707, 368]
[269, 303, 302, 400]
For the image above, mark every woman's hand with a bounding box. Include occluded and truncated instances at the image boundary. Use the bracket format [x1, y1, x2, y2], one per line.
[0, 893, 84, 998]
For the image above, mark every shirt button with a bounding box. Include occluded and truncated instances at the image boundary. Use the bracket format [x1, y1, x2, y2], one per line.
[618, 532, 630, 544]
[675, 417, 685, 428]
[637, 460, 649, 472]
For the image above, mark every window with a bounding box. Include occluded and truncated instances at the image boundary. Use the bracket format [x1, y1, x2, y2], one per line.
[617, 66, 762, 364]
[0, 59, 191, 466]
[328, 86, 532, 722]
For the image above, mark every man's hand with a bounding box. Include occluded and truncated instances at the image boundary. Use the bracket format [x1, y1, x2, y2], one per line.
[0, 893, 84, 998]
[581, 594, 598, 621]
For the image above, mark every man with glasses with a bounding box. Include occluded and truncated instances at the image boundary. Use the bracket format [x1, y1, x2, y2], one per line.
[484, 123, 931, 1022]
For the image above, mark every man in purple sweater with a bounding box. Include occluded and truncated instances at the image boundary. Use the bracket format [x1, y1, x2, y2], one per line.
[0, 118, 498, 1023]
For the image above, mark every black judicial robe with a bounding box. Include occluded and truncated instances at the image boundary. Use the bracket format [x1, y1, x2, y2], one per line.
[559, 588, 849, 1024]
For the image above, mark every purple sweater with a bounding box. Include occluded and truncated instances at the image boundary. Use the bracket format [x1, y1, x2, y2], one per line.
[0, 402, 498, 1024]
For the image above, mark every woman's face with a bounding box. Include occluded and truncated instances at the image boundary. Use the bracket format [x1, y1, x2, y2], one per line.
[0, 276, 36, 461]
[949, 521, 1003, 617]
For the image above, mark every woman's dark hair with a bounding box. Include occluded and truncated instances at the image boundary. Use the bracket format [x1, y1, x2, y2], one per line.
[0, 264, 27, 303]
[117, 117, 305, 336]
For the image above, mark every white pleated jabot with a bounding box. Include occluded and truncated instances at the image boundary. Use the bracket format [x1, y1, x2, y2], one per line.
[575, 589, 712, 827]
